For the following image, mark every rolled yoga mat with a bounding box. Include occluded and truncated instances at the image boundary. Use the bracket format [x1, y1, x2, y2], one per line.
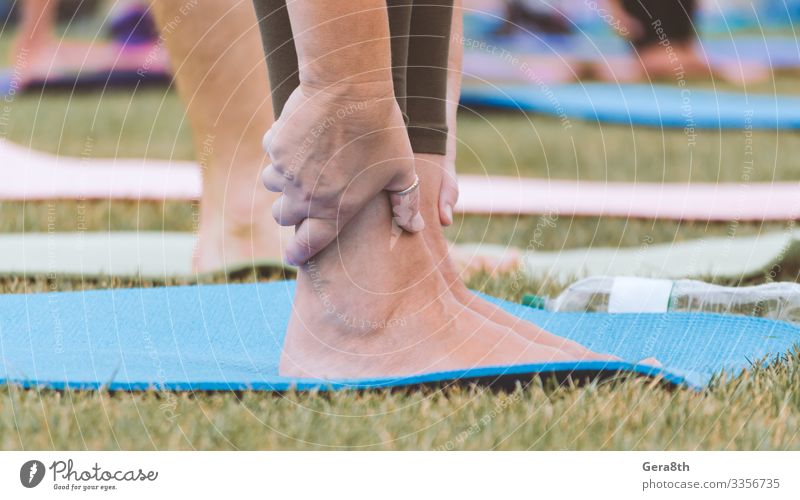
[7, 140, 800, 222]
[459, 82, 800, 129]
[2, 280, 799, 391]
[4, 230, 798, 282]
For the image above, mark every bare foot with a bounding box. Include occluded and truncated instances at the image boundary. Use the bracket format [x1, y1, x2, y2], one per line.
[193, 203, 292, 273]
[589, 56, 642, 82]
[280, 187, 606, 379]
[11, 37, 167, 87]
[710, 61, 770, 85]
[414, 154, 617, 361]
[632, 44, 768, 85]
[149, 0, 278, 273]
[193, 164, 290, 273]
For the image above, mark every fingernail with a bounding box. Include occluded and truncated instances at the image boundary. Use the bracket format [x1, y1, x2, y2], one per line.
[262, 131, 271, 152]
[443, 205, 454, 226]
[284, 250, 299, 267]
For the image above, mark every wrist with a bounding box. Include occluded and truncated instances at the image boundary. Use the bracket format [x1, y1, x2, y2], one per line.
[299, 78, 397, 103]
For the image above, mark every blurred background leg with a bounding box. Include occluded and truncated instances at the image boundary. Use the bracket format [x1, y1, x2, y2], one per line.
[150, 0, 286, 272]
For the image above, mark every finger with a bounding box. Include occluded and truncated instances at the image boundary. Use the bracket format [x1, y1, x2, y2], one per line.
[384, 163, 418, 193]
[285, 217, 339, 266]
[262, 127, 274, 156]
[389, 185, 425, 234]
[271, 195, 308, 227]
[261, 164, 286, 193]
[438, 166, 459, 227]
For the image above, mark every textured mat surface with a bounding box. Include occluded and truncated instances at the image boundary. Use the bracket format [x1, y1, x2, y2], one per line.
[460, 83, 800, 129]
[2, 280, 799, 391]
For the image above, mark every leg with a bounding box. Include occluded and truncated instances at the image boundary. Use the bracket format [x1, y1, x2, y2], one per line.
[10, 0, 57, 67]
[408, 0, 604, 358]
[283, 178, 586, 378]
[611, 0, 767, 84]
[10, 0, 60, 81]
[258, 0, 612, 378]
[150, 0, 288, 271]
[11, 0, 159, 84]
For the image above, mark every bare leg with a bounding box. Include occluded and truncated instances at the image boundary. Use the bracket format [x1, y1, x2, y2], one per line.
[416, 1, 607, 358]
[595, 43, 768, 84]
[10, 0, 159, 84]
[150, 0, 288, 271]
[281, 187, 596, 378]
[10, 0, 58, 66]
[281, 1, 615, 379]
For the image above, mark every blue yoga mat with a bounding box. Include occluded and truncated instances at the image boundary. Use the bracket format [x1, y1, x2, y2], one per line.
[465, 13, 800, 68]
[2, 281, 798, 391]
[460, 83, 800, 129]
[473, 34, 800, 68]
[700, 36, 800, 68]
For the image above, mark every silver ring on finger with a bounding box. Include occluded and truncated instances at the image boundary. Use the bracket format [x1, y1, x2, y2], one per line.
[391, 175, 420, 196]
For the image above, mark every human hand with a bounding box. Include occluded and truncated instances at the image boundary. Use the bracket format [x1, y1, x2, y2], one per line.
[261, 82, 424, 265]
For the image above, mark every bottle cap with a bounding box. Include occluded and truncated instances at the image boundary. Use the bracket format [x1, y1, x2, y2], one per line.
[521, 294, 547, 309]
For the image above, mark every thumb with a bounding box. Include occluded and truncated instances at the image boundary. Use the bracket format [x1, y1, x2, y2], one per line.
[389, 178, 425, 234]
[438, 166, 459, 227]
[262, 127, 275, 156]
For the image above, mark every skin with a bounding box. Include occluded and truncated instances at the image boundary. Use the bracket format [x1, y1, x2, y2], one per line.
[417, 0, 607, 360]
[13, 0, 287, 271]
[598, 0, 767, 84]
[18, 0, 651, 376]
[261, 0, 423, 266]
[10, 0, 165, 85]
[149, 0, 291, 271]
[276, 0, 619, 378]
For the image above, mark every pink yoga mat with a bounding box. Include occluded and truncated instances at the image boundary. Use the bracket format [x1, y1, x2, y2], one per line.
[5, 141, 800, 221]
[462, 51, 578, 85]
[1, 140, 200, 200]
[455, 175, 800, 221]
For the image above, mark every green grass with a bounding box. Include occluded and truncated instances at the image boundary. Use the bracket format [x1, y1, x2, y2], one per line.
[2, 355, 800, 450]
[2, 62, 800, 449]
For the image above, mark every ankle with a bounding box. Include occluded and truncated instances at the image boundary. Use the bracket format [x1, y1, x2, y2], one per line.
[293, 193, 444, 327]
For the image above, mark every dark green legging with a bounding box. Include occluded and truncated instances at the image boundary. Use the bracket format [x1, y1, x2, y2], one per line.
[251, 0, 453, 155]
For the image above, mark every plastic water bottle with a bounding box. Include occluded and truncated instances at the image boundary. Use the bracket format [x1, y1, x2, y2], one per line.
[522, 276, 800, 324]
